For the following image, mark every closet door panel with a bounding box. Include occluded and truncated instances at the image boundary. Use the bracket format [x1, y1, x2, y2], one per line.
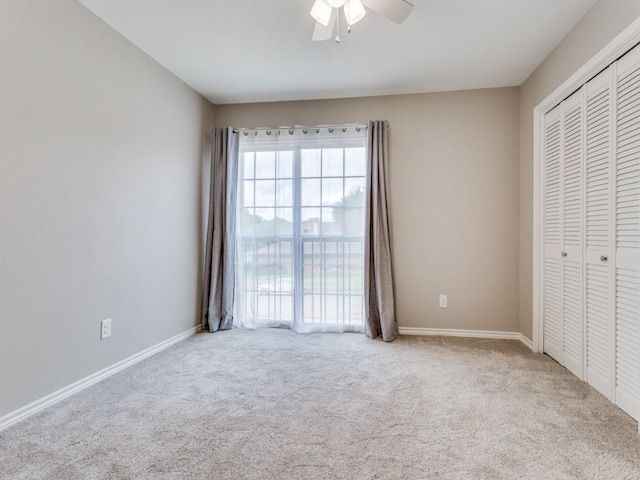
[562, 91, 584, 378]
[585, 67, 614, 399]
[615, 47, 640, 420]
[543, 107, 563, 362]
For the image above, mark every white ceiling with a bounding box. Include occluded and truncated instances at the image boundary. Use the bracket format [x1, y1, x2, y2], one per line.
[77, 0, 598, 105]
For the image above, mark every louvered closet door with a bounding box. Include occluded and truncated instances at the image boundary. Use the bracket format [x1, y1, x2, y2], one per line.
[614, 46, 640, 420]
[561, 90, 585, 378]
[543, 106, 563, 362]
[585, 67, 614, 399]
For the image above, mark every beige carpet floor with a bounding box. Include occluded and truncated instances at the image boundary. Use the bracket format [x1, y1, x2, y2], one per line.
[1, 328, 640, 479]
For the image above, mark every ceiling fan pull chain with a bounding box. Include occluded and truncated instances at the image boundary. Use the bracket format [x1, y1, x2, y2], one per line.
[335, 8, 341, 43]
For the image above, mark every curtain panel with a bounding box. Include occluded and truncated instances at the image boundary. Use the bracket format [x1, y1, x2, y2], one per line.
[364, 120, 398, 341]
[201, 127, 239, 332]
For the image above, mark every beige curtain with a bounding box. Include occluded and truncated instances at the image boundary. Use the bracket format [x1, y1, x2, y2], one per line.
[201, 127, 239, 332]
[364, 120, 398, 341]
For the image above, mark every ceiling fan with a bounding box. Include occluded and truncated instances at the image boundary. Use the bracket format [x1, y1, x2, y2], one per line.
[310, 0, 414, 43]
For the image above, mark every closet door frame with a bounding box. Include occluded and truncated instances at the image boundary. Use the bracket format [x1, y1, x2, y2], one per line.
[533, 19, 640, 430]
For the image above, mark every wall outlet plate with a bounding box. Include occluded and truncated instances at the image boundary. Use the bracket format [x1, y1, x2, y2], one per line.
[101, 319, 112, 339]
[439, 294, 448, 308]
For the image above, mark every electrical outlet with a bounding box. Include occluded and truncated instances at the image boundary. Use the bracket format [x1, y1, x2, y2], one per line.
[439, 294, 448, 308]
[101, 319, 112, 339]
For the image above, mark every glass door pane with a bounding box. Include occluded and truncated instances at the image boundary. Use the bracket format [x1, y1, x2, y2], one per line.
[237, 135, 366, 331]
[239, 150, 294, 326]
[299, 147, 365, 328]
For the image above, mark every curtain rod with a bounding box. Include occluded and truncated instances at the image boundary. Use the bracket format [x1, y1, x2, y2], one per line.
[231, 123, 369, 134]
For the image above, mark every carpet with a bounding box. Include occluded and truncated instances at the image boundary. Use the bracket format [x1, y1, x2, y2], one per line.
[1, 328, 640, 479]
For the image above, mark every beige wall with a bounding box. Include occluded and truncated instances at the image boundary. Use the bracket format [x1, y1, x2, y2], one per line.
[0, 0, 214, 418]
[519, 0, 640, 340]
[216, 88, 520, 334]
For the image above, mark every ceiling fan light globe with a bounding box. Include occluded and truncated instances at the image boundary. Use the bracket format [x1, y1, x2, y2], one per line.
[311, 0, 333, 26]
[344, 0, 366, 25]
[327, 0, 347, 7]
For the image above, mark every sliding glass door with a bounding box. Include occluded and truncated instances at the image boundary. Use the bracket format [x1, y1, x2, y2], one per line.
[236, 129, 366, 332]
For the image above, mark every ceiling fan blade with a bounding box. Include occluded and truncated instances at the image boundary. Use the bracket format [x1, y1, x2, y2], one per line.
[361, 0, 414, 24]
[312, 10, 336, 41]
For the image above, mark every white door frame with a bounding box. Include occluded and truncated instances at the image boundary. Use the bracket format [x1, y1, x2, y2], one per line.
[533, 17, 640, 354]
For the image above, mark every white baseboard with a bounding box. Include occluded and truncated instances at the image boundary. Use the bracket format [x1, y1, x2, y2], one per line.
[399, 327, 536, 352]
[517, 334, 535, 351]
[0, 325, 201, 433]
